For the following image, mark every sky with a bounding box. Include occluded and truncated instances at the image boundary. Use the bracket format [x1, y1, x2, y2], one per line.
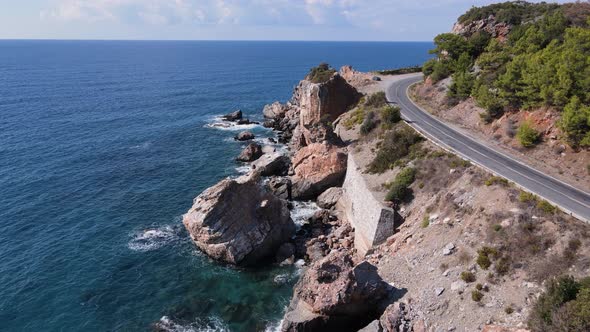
[0, 0, 570, 41]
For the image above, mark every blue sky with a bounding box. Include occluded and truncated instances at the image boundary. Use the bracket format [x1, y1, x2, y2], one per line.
[0, 0, 569, 41]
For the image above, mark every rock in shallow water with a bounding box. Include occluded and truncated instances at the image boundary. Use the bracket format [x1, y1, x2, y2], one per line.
[182, 174, 295, 265]
[236, 143, 263, 162]
[222, 109, 242, 121]
[235, 131, 255, 141]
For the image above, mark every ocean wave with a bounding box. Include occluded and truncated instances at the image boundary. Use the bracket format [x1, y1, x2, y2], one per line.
[127, 225, 181, 252]
[290, 201, 321, 226]
[264, 319, 284, 332]
[156, 316, 229, 332]
[204, 116, 263, 132]
[130, 141, 153, 149]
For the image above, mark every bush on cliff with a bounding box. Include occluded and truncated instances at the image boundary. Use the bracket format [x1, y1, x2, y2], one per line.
[528, 275, 590, 331]
[368, 124, 423, 173]
[380, 105, 401, 125]
[365, 91, 388, 108]
[517, 121, 541, 148]
[360, 111, 377, 135]
[307, 63, 336, 83]
[385, 167, 416, 203]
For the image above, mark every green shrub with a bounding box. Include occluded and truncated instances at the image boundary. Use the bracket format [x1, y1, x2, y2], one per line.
[343, 108, 365, 129]
[517, 121, 541, 147]
[368, 125, 423, 173]
[360, 111, 377, 135]
[376, 66, 422, 75]
[472, 290, 484, 302]
[485, 176, 509, 187]
[528, 275, 590, 331]
[461, 271, 476, 283]
[381, 105, 401, 125]
[365, 91, 388, 108]
[385, 167, 417, 203]
[495, 256, 511, 276]
[477, 246, 499, 270]
[519, 191, 537, 203]
[421, 215, 430, 228]
[307, 63, 336, 83]
[537, 200, 557, 214]
[505, 306, 514, 314]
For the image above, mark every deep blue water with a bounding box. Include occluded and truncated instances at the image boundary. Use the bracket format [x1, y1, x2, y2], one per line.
[0, 40, 432, 331]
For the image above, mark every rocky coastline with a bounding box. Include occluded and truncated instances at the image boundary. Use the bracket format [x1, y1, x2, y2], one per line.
[175, 65, 411, 332]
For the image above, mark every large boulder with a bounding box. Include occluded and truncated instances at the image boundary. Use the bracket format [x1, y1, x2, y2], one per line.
[222, 110, 242, 121]
[291, 143, 347, 200]
[281, 251, 391, 331]
[236, 143, 263, 162]
[235, 131, 255, 141]
[252, 151, 291, 177]
[317, 187, 343, 209]
[182, 174, 295, 265]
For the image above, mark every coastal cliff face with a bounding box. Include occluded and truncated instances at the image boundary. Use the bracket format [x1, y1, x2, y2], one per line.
[451, 15, 511, 41]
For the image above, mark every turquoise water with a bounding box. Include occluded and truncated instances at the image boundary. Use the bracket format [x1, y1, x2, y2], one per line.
[0, 40, 432, 331]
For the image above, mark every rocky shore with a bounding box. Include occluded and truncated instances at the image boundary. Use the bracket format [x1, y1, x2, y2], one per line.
[177, 65, 406, 331]
[174, 63, 590, 332]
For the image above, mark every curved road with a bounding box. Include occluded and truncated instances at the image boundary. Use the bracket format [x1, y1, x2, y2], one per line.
[386, 74, 590, 222]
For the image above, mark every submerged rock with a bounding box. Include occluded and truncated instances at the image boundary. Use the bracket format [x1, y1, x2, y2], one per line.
[222, 110, 243, 121]
[236, 143, 263, 162]
[235, 131, 255, 141]
[291, 143, 347, 200]
[183, 174, 295, 265]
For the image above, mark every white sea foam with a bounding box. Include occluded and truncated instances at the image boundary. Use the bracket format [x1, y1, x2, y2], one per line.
[156, 316, 229, 332]
[204, 115, 263, 132]
[127, 225, 180, 252]
[264, 318, 285, 332]
[290, 201, 321, 226]
[235, 165, 251, 174]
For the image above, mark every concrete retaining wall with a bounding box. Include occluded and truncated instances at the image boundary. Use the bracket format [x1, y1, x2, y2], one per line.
[339, 153, 397, 255]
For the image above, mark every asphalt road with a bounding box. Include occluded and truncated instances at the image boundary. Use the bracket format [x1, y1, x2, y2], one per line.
[386, 74, 590, 222]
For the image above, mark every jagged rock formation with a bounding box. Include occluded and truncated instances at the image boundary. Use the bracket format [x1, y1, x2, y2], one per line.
[281, 251, 392, 332]
[222, 110, 242, 121]
[182, 174, 295, 266]
[291, 143, 347, 200]
[451, 15, 511, 41]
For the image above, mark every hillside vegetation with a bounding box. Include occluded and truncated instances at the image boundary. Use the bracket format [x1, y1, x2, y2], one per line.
[423, 1, 590, 148]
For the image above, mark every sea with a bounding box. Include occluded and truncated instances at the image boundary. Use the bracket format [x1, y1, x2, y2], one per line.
[0, 40, 432, 331]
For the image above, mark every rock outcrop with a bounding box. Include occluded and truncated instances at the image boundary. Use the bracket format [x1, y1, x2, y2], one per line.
[291, 143, 347, 199]
[235, 131, 255, 141]
[263, 101, 289, 120]
[281, 251, 391, 331]
[182, 174, 295, 266]
[317, 187, 343, 209]
[222, 110, 242, 121]
[451, 15, 511, 41]
[252, 151, 290, 176]
[236, 143, 263, 162]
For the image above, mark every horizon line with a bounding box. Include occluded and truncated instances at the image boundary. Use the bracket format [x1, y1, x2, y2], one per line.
[0, 38, 433, 43]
